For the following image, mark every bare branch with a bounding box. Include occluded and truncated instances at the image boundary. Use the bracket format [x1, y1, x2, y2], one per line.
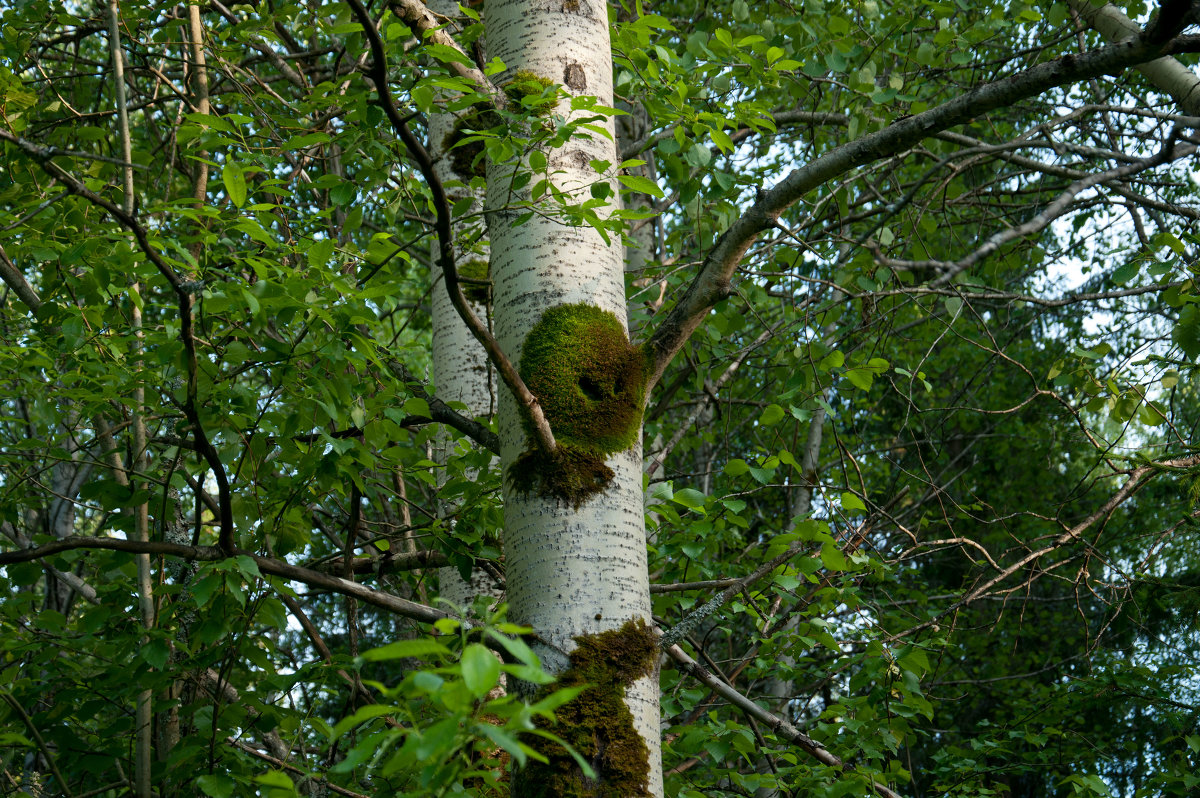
[644, 28, 1190, 390]
[665, 644, 903, 798]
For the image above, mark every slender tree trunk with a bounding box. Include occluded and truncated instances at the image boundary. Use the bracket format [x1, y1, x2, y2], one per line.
[427, 0, 503, 611]
[484, 0, 662, 794]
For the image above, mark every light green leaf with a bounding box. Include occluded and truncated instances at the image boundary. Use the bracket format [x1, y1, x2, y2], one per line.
[223, 162, 247, 208]
[461, 642, 501, 698]
[672, 488, 707, 511]
[760, 404, 785, 425]
[618, 174, 664, 197]
[361, 638, 451, 662]
[841, 492, 867, 512]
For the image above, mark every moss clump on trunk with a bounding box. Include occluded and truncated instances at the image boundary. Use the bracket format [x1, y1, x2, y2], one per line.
[514, 618, 657, 798]
[507, 443, 614, 509]
[504, 69, 557, 116]
[441, 72, 556, 178]
[508, 303, 646, 505]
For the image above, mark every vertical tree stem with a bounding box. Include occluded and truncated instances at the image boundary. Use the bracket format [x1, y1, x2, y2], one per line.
[108, 2, 152, 792]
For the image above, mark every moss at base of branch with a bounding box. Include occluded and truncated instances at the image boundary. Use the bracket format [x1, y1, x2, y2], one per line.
[507, 303, 647, 506]
[514, 618, 657, 798]
[507, 443, 614, 509]
[443, 107, 502, 179]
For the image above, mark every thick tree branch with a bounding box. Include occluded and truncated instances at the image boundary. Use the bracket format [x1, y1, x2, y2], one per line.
[1069, 0, 1200, 113]
[0, 243, 42, 311]
[643, 27, 1195, 390]
[387, 359, 501, 453]
[385, 0, 500, 103]
[871, 133, 1196, 282]
[0, 536, 461, 627]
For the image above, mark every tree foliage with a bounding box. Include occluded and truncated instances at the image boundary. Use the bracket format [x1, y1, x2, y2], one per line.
[1, 0, 1198, 796]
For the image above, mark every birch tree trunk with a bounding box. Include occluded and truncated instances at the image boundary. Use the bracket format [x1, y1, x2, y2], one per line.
[427, 0, 502, 611]
[484, 0, 662, 794]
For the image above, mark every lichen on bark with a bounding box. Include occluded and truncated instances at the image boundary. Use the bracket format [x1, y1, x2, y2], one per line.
[514, 618, 658, 798]
[508, 303, 646, 505]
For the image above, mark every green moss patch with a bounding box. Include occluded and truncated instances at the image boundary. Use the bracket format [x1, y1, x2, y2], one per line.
[508, 443, 614, 510]
[514, 618, 657, 798]
[508, 304, 646, 505]
[520, 304, 644, 452]
[504, 69, 558, 116]
[457, 258, 491, 305]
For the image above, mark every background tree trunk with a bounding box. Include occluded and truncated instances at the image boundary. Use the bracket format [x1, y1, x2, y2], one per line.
[485, 0, 663, 793]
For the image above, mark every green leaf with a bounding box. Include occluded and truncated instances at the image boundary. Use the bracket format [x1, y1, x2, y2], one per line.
[403, 397, 432, 417]
[461, 642, 501, 698]
[330, 704, 396, 739]
[844, 368, 873, 391]
[361, 638, 451, 662]
[1111, 260, 1139, 285]
[724, 458, 749, 476]
[618, 174, 665, 197]
[841, 492, 867, 512]
[223, 162, 247, 208]
[760, 404, 786, 425]
[672, 488, 707, 511]
[141, 639, 170, 670]
[196, 775, 237, 798]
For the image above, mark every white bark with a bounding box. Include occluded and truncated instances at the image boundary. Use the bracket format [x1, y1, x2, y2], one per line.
[1067, 0, 1200, 115]
[428, 0, 502, 611]
[485, 0, 662, 794]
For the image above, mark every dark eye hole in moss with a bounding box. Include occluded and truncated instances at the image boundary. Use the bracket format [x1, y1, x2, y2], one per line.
[512, 618, 657, 798]
[508, 304, 647, 506]
[579, 374, 607, 402]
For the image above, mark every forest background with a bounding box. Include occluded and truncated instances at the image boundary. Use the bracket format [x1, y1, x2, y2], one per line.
[0, 0, 1198, 796]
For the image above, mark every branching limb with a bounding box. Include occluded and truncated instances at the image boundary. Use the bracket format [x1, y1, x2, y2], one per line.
[893, 453, 1200, 642]
[387, 359, 501, 453]
[0, 243, 42, 311]
[344, 0, 557, 456]
[0, 537, 462, 627]
[870, 134, 1196, 283]
[664, 645, 903, 798]
[0, 691, 76, 798]
[384, 0, 500, 103]
[1069, 0, 1200, 114]
[643, 26, 1194, 391]
[0, 126, 236, 554]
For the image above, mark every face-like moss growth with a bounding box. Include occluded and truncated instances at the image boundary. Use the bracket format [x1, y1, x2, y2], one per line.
[504, 69, 558, 116]
[520, 304, 644, 452]
[443, 107, 502, 178]
[513, 618, 657, 798]
[509, 304, 646, 505]
[457, 258, 491, 305]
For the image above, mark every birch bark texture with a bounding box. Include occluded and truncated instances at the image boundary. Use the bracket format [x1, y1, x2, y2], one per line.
[483, 0, 663, 794]
[427, 0, 501, 610]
